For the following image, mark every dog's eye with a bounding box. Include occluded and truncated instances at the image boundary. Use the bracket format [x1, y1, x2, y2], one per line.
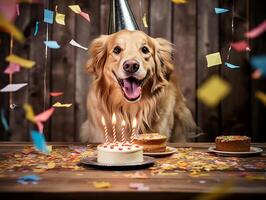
[141, 46, 149, 54]
[113, 46, 122, 54]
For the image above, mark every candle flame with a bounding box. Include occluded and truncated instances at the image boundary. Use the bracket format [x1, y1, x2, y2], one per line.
[112, 113, 116, 124]
[132, 117, 137, 128]
[121, 120, 126, 126]
[101, 116, 106, 126]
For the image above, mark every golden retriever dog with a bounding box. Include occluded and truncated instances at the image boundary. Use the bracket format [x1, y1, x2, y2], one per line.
[81, 30, 196, 143]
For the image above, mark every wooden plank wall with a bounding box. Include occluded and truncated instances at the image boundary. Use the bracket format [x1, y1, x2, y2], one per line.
[0, 0, 265, 142]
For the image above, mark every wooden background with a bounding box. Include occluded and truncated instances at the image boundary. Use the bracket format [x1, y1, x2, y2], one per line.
[0, 0, 265, 142]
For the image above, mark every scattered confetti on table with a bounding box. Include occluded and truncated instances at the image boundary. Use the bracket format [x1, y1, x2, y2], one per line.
[92, 181, 111, 189]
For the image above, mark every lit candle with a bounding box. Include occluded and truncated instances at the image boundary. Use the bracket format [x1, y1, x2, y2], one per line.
[121, 120, 126, 143]
[130, 117, 137, 144]
[112, 113, 117, 143]
[101, 116, 109, 144]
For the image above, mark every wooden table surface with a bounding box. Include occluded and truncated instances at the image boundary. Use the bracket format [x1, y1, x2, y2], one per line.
[0, 142, 266, 200]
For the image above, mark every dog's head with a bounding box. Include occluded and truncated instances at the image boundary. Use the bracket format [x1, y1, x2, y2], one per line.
[86, 30, 174, 102]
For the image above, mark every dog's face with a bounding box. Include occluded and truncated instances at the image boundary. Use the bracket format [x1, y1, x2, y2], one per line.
[87, 30, 174, 102]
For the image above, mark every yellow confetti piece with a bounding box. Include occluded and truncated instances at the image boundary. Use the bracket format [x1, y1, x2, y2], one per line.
[0, 14, 25, 43]
[255, 91, 266, 106]
[245, 175, 266, 181]
[6, 54, 35, 68]
[197, 75, 231, 107]
[172, 0, 187, 4]
[23, 103, 35, 123]
[92, 181, 111, 189]
[206, 52, 222, 67]
[142, 13, 148, 28]
[55, 13, 65, 25]
[53, 102, 72, 108]
[68, 5, 81, 14]
[47, 162, 56, 169]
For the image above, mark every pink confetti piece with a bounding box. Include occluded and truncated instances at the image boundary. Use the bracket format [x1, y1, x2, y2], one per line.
[79, 11, 90, 22]
[34, 107, 55, 133]
[231, 41, 250, 52]
[50, 92, 63, 97]
[4, 63, 20, 74]
[129, 183, 144, 189]
[245, 20, 266, 39]
[16, 4, 20, 16]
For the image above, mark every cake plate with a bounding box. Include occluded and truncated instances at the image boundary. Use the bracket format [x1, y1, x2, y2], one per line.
[208, 146, 263, 157]
[143, 146, 177, 157]
[80, 156, 155, 170]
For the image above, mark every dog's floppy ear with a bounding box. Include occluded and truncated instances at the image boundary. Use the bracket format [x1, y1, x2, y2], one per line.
[152, 38, 174, 93]
[86, 35, 108, 78]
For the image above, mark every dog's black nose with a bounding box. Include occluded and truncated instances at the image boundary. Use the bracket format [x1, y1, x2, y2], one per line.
[123, 59, 139, 73]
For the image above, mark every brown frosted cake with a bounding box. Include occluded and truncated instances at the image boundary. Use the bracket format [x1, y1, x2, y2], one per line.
[215, 135, 251, 152]
[133, 133, 167, 153]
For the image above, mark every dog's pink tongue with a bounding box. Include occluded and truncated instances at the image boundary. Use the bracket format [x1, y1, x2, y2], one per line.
[123, 79, 141, 100]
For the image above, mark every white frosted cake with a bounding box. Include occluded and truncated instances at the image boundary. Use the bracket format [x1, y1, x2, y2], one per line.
[97, 142, 143, 164]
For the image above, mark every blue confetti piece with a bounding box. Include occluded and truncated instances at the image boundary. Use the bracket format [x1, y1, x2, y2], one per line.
[215, 8, 230, 14]
[250, 55, 266, 76]
[30, 130, 49, 154]
[33, 21, 39, 36]
[44, 41, 60, 49]
[225, 62, 240, 69]
[17, 175, 41, 184]
[1, 108, 9, 131]
[44, 9, 54, 24]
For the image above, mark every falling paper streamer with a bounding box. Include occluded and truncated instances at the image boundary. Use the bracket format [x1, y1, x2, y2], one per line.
[225, 62, 240, 69]
[250, 55, 266, 77]
[4, 63, 20, 74]
[0, 14, 25, 43]
[44, 9, 54, 24]
[34, 107, 55, 133]
[44, 41, 60, 49]
[50, 92, 63, 97]
[6, 54, 35, 68]
[23, 103, 35, 123]
[245, 20, 266, 39]
[255, 91, 266, 106]
[69, 39, 88, 50]
[0, 83, 27, 92]
[197, 75, 231, 107]
[53, 102, 72, 108]
[55, 12, 65, 25]
[68, 5, 81, 13]
[80, 11, 90, 22]
[1, 109, 9, 131]
[214, 8, 230, 14]
[206, 52, 222, 67]
[142, 13, 148, 28]
[30, 130, 49, 154]
[172, 0, 187, 4]
[231, 40, 250, 52]
[33, 21, 39, 36]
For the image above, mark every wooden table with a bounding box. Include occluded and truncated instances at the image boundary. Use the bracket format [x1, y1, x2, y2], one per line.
[0, 142, 266, 200]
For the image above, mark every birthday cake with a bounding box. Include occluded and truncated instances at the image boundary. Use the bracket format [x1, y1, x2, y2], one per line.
[215, 135, 251, 152]
[97, 143, 143, 164]
[133, 133, 167, 152]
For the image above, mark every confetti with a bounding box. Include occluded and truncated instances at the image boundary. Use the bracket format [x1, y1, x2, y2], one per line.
[30, 130, 50, 154]
[44, 41, 60, 49]
[129, 183, 144, 189]
[142, 13, 148, 28]
[33, 21, 39, 36]
[47, 162, 56, 169]
[55, 12, 65, 25]
[245, 20, 266, 39]
[44, 9, 54, 24]
[0, 83, 27, 92]
[172, 0, 187, 4]
[34, 107, 55, 133]
[0, 108, 9, 131]
[53, 102, 72, 108]
[224, 62, 240, 69]
[68, 5, 81, 14]
[250, 55, 266, 77]
[92, 181, 111, 189]
[231, 40, 250, 52]
[80, 11, 90, 22]
[50, 92, 63, 97]
[214, 8, 229, 14]
[6, 54, 35, 68]
[255, 91, 266, 106]
[197, 75, 231, 107]
[23, 103, 35, 123]
[251, 69, 262, 79]
[16, 4, 19, 16]
[4, 62, 20, 74]
[206, 52, 222, 67]
[69, 39, 88, 50]
[17, 174, 41, 184]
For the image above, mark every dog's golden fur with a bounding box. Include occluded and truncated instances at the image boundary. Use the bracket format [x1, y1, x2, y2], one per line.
[81, 30, 196, 143]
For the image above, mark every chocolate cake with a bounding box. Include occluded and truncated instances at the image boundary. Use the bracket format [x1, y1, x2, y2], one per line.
[215, 135, 251, 152]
